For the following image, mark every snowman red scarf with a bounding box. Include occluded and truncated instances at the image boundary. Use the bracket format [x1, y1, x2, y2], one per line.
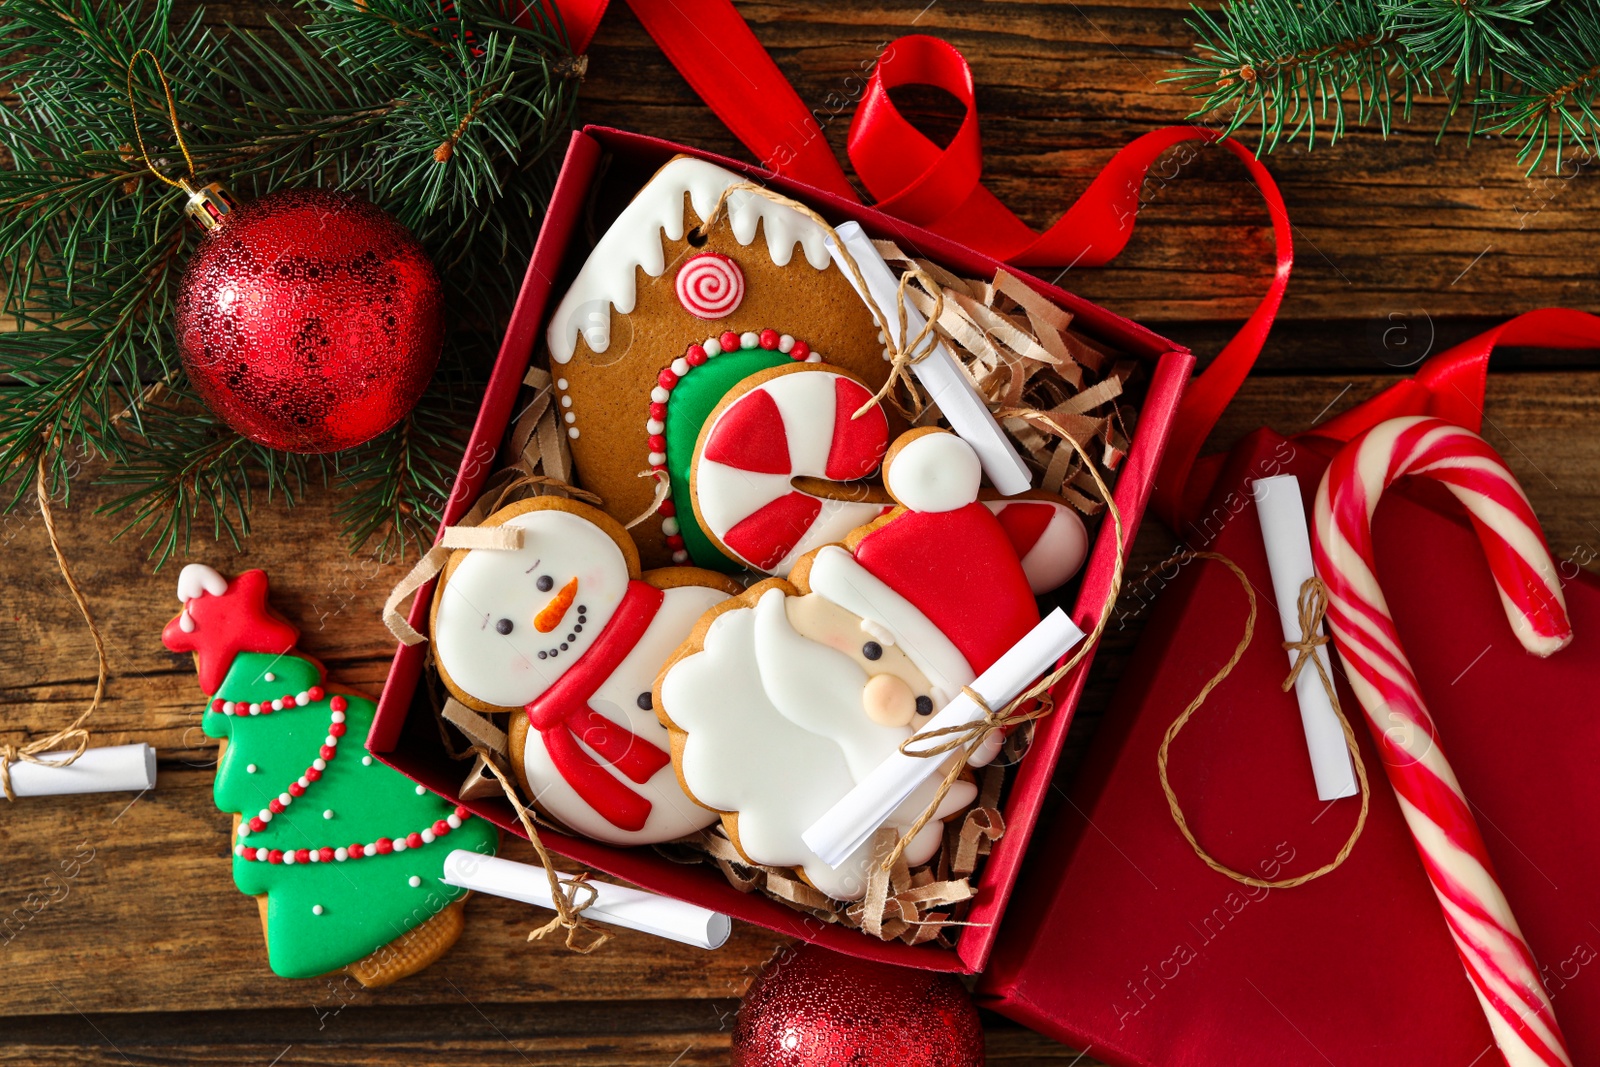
[523, 581, 672, 832]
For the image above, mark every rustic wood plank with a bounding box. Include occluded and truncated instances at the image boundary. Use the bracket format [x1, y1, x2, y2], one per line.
[8, 2, 1599, 1063]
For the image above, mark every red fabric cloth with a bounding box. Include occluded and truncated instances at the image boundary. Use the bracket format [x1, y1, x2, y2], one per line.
[978, 428, 1600, 1066]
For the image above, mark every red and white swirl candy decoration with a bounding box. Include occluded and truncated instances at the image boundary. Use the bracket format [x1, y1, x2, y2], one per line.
[675, 253, 745, 320]
[693, 367, 890, 574]
[1313, 416, 1572, 1067]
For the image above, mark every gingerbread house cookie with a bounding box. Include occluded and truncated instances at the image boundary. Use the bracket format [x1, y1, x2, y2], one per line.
[544, 157, 895, 572]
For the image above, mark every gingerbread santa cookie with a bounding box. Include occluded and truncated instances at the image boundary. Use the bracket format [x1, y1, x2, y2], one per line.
[544, 156, 897, 572]
[429, 497, 737, 846]
[162, 566, 498, 984]
[656, 429, 1085, 900]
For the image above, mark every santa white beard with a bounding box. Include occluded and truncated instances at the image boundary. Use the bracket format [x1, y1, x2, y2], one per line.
[660, 587, 977, 901]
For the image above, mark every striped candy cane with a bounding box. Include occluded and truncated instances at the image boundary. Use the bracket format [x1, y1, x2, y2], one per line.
[1313, 416, 1573, 1067]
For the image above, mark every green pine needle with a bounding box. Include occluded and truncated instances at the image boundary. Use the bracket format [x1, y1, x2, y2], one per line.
[0, 0, 582, 564]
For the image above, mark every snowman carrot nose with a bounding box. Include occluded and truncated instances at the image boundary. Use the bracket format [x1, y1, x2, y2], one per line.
[534, 578, 578, 633]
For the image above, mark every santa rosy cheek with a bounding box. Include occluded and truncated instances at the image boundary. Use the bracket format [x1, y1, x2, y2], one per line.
[862, 673, 916, 727]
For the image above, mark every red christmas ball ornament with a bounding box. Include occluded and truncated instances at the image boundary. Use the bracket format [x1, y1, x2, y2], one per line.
[176, 187, 444, 453]
[731, 944, 984, 1067]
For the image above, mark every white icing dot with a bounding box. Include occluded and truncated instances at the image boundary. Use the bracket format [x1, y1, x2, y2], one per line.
[882, 349, 893, 361]
[703, 336, 722, 356]
[294, 693, 309, 707]
[313, 758, 327, 771]
[246, 764, 258, 774]
[671, 357, 691, 376]
[415, 784, 427, 796]
[234, 844, 244, 856]
[807, 352, 823, 363]
[252, 848, 266, 861]
[222, 702, 236, 714]
[568, 427, 580, 439]
[671, 550, 689, 564]
[297, 776, 310, 789]
[323, 809, 334, 819]
[446, 814, 462, 829]
[740, 331, 759, 349]
[238, 824, 251, 838]
[335, 848, 349, 862]
[409, 875, 423, 888]
[331, 710, 346, 723]
[661, 517, 680, 536]
[312, 904, 324, 915]
[307, 850, 319, 863]
[648, 451, 666, 466]
[779, 334, 795, 353]
[877, 330, 887, 343]
[556, 378, 568, 390]
[263, 672, 276, 682]
[561, 395, 572, 408]
[362, 755, 373, 766]
[564, 411, 576, 425]
[279, 792, 293, 806]
[420, 829, 436, 844]
[283, 850, 296, 865]
[650, 385, 671, 404]
[259, 810, 272, 823]
[271, 699, 284, 711]
[646, 418, 665, 435]
[324, 735, 338, 748]
[248, 703, 262, 715]
[393, 839, 408, 852]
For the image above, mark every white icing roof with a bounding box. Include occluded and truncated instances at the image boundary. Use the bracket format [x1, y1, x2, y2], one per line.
[545, 157, 835, 364]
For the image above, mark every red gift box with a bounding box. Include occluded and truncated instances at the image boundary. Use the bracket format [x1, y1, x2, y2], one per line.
[977, 424, 1600, 1063]
[367, 125, 1194, 973]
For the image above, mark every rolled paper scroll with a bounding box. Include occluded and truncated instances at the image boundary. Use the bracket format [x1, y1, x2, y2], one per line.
[5, 743, 157, 798]
[1313, 416, 1572, 1067]
[1250, 475, 1359, 801]
[826, 221, 1033, 496]
[440, 849, 731, 951]
[803, 608, 1085, 868]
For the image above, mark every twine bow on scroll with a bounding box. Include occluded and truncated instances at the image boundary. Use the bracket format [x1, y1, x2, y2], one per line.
[1158, 563, 1370, 889]
[879, 420, 1125, 873]
[3, 456, 109, 801]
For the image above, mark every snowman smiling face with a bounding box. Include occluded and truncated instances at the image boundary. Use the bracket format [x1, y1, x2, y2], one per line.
[433, 508, 633, 709]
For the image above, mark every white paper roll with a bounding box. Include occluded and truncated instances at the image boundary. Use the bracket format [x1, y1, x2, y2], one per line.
[5, 743, 157, 798]
[803, 608, 1085, 867]
[1251, 475, 1360, 801]
[826, 222, 1033, 496]
[440, 850, 731, 951]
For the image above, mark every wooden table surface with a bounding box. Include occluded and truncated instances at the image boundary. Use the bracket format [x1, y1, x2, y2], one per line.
[4, 2, 1597, 1064]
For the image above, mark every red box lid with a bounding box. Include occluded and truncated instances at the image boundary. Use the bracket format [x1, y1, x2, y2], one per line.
[370, 125, 1194, 973]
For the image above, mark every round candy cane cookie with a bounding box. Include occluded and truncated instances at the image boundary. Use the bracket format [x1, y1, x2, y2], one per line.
[1313, 416, 1573, 1067]
[691, 364, 891, 574]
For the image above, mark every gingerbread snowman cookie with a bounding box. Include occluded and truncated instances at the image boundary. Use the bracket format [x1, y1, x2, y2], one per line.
[430, 497, 738, 846]
[655, 429, 1086, 900]
[543, 156, 899, 572]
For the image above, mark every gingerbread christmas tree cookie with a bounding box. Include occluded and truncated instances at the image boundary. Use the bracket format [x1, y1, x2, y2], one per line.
[163, 566, 497, 984]
[544, 156, 897, 571]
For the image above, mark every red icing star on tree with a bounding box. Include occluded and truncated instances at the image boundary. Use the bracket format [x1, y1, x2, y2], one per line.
[162, 568, 299, 695]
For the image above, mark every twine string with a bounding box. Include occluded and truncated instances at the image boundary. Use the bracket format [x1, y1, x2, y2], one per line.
[880, 411, 1125, 872]
[1156, 559, 1370, 889]
[125, 49, 197, 193]
[470, 745, 611, 953]
[690, 181, 941, 422]
[1, 456, 108, 801]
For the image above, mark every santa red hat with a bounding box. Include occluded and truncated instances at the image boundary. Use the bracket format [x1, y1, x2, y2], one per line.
[805, 431, 1040, 706]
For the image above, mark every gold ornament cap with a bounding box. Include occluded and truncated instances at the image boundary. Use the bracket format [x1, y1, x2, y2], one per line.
[183, 181, 237, 232]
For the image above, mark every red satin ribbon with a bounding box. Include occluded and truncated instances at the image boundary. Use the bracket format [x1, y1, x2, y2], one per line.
[525, 580, 671, 832]
[554, 3, 1595, 530]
